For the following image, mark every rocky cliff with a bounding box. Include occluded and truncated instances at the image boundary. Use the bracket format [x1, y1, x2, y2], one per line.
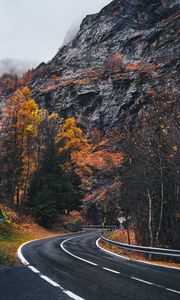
[29, 0, 179, 223]
[31, 0, 179, 131]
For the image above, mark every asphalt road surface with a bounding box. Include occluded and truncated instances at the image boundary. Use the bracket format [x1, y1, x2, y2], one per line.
[1, 230, 180, 300]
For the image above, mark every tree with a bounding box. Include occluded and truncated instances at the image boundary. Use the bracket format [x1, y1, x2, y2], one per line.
[57, 117, 92, 181]
[29, 141, 64, 226]
[0, 87, 43, 205]
[120, 90, 180, 248]
[28, 116, 83, 226]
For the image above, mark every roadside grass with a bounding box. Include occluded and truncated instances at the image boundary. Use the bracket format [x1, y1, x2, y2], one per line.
[0, 206, 66, 265]
[100, 229, 180, 269]
[0, 225, 62, 265]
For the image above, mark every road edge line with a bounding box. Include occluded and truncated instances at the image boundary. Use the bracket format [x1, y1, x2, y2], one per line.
[96, 238, 180, 271]
[17, 233, 86, 300]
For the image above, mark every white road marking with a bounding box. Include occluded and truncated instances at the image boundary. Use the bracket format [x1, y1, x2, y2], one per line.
[60, 233, 98, 266]
[40, 275, 60, 287]
[17, 243, 30, 265]
[28, 266, 40, 274]
[102, 267, 120, 274]
[166, 288, 180, 294]
[63, 234, 180, 295]
[17, 236, 86, 300]
[131, 277, 153, 285]
[131, 277, 180, 294]
[17, 232, 180, 299]
[96, 238, 130, 260]
[96, 238, 180, 270]
[64, 290, 85, 300]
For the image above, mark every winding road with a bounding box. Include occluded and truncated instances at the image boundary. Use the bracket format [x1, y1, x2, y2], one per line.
[13, 230, 180, 300]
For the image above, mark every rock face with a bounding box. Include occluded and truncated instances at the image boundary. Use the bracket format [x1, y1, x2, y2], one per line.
[29, 0, 179, 223]
[31, 0, 179, 132]
[63, 219, 82, 232]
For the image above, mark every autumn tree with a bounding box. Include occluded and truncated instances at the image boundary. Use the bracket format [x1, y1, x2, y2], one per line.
[0, 73, 18, 96]
[57, 117, 92, 182]
[28, 116, 85, 226]
[120, 90, 180, 249]
[57, 117, 92, 207]
[0, 87, 43, 205]
[0, 93, 90, 226]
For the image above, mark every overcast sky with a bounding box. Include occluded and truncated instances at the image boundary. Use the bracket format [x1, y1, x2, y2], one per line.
[0, 0, 112, 64]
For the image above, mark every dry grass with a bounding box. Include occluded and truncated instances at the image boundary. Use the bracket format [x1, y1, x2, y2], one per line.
[100, 229, 180, 269]
[0, 206, 66, 265]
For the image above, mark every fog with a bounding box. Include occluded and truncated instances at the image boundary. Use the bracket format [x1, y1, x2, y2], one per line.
[0, 0, 112, 68]
[0, 58, 38, 77]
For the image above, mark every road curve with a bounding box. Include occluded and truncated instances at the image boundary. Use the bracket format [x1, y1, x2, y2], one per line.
[20, 230, 180, 300]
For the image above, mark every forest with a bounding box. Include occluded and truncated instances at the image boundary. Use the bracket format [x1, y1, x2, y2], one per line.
[0, 80, 179, 251]
[0, 85, 92, 227]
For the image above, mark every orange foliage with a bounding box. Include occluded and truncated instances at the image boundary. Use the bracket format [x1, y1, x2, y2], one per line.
[40, 85, 58, 93]
[124, 64, 139, 71]
[18, 70, 33, 87]
[40, 67, 104, 93]
[110, 229, 137, 245]
[84, 177, 121, 203]
[1, 87, 43, 204]
[74, 142, 123, 171]
[124, 62, 169, 73]
[0, 73, 18, 95]
[85, 186, 108, 203]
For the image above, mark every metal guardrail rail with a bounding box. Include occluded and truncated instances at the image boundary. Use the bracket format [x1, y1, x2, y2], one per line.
[101, 235, 180, 258]
[83, 225, 117, 229]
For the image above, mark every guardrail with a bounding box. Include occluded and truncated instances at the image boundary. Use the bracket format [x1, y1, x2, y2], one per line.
[83, 225, 117, 229]
[100, 234, 180, 258]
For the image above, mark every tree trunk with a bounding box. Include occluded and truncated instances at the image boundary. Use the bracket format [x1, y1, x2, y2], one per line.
[127, 223, 131, 245]
[147, 189, 153, 246]
[23, 135, 31, 203]
[155, 150, 164, 243]
[147, 188, 153, 260]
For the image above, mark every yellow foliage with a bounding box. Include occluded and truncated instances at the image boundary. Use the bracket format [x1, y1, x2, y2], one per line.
[1, 87, 47, 204]
[57, 117, 92, 179]
[57, 118, 87, 154]
[48, 113, 59, 120]
[26, 99, 38, 113]
[21, 87, 32, 99]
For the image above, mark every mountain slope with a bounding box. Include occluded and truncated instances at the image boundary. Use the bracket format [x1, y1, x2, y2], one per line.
[30, 0, 179, 132]
[27, 0, 180, 223]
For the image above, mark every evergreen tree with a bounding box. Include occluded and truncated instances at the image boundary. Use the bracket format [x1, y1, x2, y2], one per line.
[28, 117, 83, 227]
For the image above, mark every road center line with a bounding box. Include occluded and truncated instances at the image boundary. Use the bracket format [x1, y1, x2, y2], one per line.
[131, 277, 153, 285]
[166, 288, 180, 294]
[61, 232, 180, 296]
[102, 267, 120, 274]
[131, 277, 180, 294]
[60, 233, 98, 266]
